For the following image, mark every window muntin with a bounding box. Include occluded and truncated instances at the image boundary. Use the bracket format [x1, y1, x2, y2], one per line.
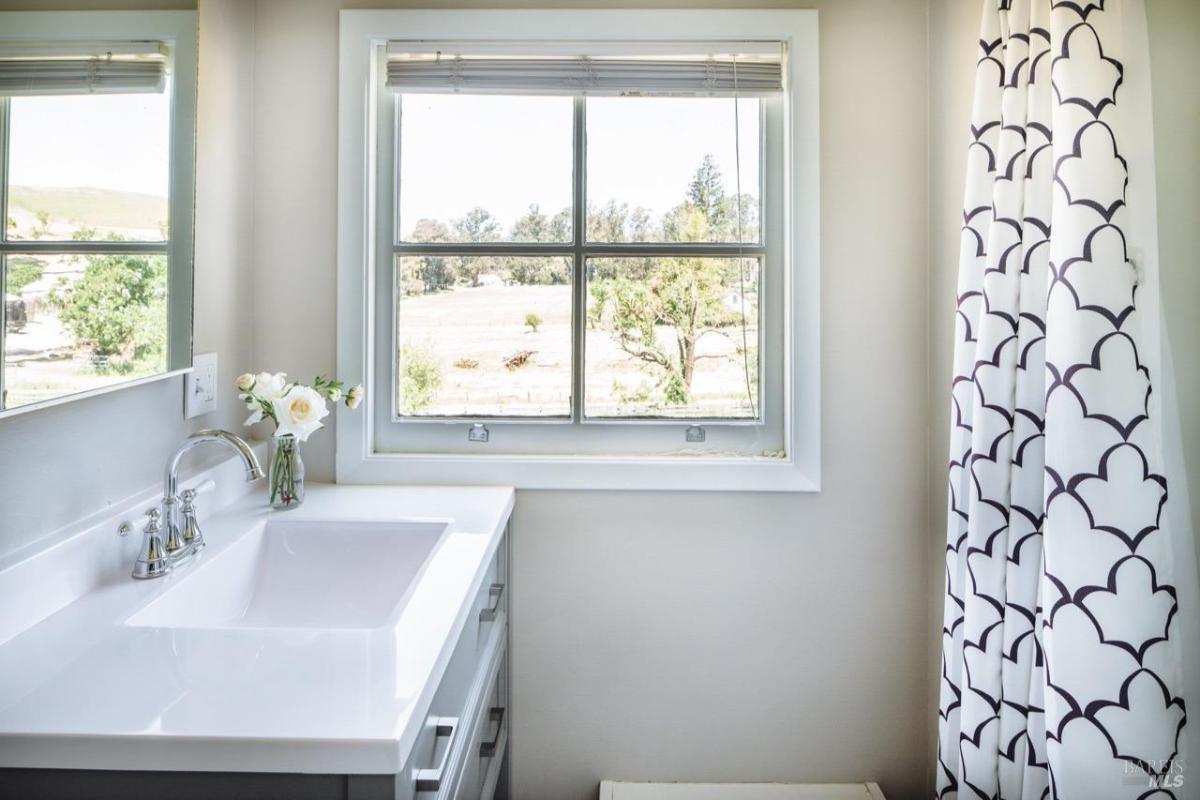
[0, 84, 174, 412]
[391, 92, 766, 425]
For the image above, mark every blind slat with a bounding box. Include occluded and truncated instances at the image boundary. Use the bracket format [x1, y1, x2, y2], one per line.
[0, 41, 166, 97]
[386, 54, 783, 97]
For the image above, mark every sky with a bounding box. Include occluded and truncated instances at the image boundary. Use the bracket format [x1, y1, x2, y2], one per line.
[398, 94, 761, 238]
[7, 88, 170, 198]
[5, 88, 757, 230]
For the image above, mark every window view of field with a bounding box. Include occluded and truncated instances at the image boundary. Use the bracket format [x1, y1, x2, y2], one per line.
[396, 93, 761, 419]
[2, 92, 169, 410]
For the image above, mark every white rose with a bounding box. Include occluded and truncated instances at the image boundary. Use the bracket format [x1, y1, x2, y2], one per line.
[327, 386, 343, 402]
[271, 385, 329, 442]
[253, 371, 288, 401]
[235, 373, 255, 392]
[346, 384, 364, 409]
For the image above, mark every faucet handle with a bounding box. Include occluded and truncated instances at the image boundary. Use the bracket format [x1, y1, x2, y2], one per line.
[179, 489, 206, 555]
[132, 508, 169, 579]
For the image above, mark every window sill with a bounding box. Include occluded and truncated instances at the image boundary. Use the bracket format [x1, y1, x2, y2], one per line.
[336, 450, 819, 492]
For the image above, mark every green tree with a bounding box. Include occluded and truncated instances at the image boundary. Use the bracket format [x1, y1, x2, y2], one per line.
[590, 160, 748, 405]
[409, 218, 453, 293]
[47, 252, 167, 371]
[509, 204, 571, 285]
[6, 257, 44, 294]
[400, 343, 442, 414]
[451, 208, 501, 286]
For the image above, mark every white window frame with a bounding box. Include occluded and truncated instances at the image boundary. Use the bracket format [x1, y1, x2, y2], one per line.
[0, 11, 197, 418]
[337, 9, 819, 491]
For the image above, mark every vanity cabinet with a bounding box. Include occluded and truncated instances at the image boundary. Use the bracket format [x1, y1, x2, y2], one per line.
[0, 525, 511, 800]
[398, 527, 510, 800]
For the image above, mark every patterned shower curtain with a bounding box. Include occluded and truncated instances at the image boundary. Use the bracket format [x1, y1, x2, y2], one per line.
[937, 0, 1193, 797]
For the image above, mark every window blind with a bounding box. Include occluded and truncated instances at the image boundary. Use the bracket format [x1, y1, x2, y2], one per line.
[386, 40, 784, 96]
[0, 41, 167, 97]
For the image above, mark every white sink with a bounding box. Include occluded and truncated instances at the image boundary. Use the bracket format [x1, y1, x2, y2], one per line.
[125, 518, 450, 630]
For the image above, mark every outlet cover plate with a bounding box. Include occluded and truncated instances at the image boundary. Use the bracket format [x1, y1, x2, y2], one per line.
[185, 352, 218, 418]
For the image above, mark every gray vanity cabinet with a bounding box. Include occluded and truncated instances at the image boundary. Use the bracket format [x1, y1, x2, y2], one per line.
[396, 527, 511, 800]
[0, 527, 511, 800]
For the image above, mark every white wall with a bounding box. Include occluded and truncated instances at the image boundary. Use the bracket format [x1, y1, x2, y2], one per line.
[0, 0, 256, 559]
[251, 1, 932, 797]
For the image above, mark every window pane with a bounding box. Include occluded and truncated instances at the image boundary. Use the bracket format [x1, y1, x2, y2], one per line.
[397, 95, 573, 244]
[3, 252, 168, 410]
[586, 97, 760, 244]
[396, 255, 572, 417]
[6, 92, 170, 242]
[585, 256, 759, 419]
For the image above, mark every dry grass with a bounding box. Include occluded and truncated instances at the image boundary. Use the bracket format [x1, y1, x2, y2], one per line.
[397, 283, 757, 418]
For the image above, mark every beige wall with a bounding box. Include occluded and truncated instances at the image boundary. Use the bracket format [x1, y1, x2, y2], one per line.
[252, 1, 932, 798]
[1147, 0, 1200, 543]
[0, 2, 1192, 799]
[0, 0, 256, 557]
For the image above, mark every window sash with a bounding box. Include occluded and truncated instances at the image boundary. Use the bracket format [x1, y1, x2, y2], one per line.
[0, 93, 171, 412]
[389, 93, 767, 425]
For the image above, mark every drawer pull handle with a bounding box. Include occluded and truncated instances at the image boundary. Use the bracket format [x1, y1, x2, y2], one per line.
[413, 716, 459, 793]
[479, 583, 505, 622]
[480, 706, 506, 758]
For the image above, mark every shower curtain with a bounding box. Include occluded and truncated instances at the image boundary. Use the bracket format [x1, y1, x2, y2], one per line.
[937, 0, 1200, 797]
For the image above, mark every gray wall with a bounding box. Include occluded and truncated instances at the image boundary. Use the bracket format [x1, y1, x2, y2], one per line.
[0, 0, 256, 557]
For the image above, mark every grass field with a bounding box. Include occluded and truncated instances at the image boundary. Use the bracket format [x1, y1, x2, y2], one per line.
[397, 283, 757, 419]
[7, 185, 166, 240]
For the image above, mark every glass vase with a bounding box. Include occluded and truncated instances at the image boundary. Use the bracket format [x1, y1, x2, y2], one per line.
[269, 434, 305, 509]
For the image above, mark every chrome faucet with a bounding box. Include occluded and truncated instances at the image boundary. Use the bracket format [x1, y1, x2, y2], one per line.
[132, 429, 264, 579]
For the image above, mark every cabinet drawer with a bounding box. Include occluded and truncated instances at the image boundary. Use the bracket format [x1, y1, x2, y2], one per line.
[476, 651, 509, 800]
[401, 529, 509, 800]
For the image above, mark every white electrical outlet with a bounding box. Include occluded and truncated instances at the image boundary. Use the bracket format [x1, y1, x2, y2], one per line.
[184, 352, 219, 418]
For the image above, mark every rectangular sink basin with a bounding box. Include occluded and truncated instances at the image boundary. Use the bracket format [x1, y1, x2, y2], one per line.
[126, 519, 450, 630]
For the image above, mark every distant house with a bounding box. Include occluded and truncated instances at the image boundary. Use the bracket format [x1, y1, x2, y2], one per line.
[477, 273, 504, 287]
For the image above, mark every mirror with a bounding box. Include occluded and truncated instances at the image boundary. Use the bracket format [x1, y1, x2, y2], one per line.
[0, 11, 197, 415]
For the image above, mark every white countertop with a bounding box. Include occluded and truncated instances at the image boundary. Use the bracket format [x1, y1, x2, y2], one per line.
[0, 482, 514, 774]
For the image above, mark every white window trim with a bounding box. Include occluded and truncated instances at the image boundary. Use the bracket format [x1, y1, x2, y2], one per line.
[336, 9, 820, 492]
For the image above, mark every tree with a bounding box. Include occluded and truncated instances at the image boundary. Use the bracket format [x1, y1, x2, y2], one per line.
[400, 343, 442, 414]
[508, 205, 570, 285]
[6, 257, 44, 294]
[687, 154, 728, 232]
[47, 252, 167, 372]
[589, 159, 750, 405]
[451, 208, 501, 286]
[409, 218, 452, 293]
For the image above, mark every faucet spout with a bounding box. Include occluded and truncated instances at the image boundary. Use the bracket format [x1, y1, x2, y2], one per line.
[163, 429, 263, 502]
